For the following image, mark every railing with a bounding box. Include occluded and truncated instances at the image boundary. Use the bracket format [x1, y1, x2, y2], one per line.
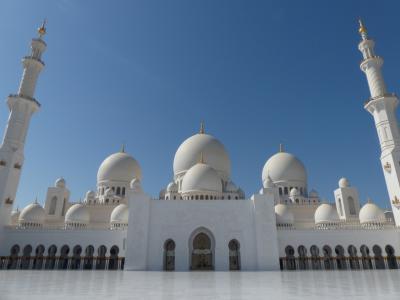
[0, 256, 125, 271]
[8, 94, 41, 107]
[279, 256, 400, 271]
[364, 93, 397, 105]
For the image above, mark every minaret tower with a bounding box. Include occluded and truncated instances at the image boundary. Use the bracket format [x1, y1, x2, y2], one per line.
[0, 21, 47, 226]
[359, 20, 400, 226]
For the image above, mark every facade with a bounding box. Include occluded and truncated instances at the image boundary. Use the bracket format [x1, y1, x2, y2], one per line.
[0, 21, 400, 271]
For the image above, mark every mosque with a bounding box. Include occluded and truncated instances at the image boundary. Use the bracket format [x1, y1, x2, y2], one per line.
[0, 20, 399, 271]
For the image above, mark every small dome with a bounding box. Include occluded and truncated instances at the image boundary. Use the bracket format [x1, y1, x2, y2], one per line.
[262, 152, 307, 186]
[166, 181, 178, 193]
[11, 209, 20, 225]
[130, 178, 143, 194]
[86, 190, 95, 199]
[226, 181, 238, 192]
[97, 152, 141, 184]
[110, 204, 129, 225]
[19, 203, 45, 225]
[314, 203, 339, 224]
[359, 202, 385, 224]
[309, 189, 319, 198]
[290, 187, 300, 197]
[263, 175, 275, 188]
[173, 133, 231, 181]
[55, 177, 66, 188]
[275, 204, 294, 225]
[338, 177, 350, 188]
[65, 203, 90, 224]
[181, 163, 222, 193]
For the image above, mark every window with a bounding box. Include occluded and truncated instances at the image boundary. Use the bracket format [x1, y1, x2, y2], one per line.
[348, 197, 356, 215]
[0, 160, 6, 166]
[49, 196, 57, 215]
[338, 198, 343, 216]
[284, 187, 288, 195]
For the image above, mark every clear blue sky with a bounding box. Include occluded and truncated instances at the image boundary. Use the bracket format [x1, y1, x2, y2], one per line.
[0, 0, 399, 210]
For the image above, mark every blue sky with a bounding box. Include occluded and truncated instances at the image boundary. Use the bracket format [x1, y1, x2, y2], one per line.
[0, 0, 399, 209]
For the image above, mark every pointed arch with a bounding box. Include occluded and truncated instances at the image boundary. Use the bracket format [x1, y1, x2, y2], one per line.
[189, 227, 215, 270]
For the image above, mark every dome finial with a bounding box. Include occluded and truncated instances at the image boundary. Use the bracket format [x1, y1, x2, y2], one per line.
[200, 121, 205, 134]
[367, 197, 372, 203]
[37, 19, 47, 39]
[34, 196, 38, 204]
[121, 143, 125, 153]
[358, 18, 368, 40]
[279, 143, 284, 153]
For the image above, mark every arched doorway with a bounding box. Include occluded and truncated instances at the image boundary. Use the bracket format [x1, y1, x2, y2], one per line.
[20, 245, 32, 269]
[7, 245, 20, 270]
[45, 245, 57, 270]
[298, 245, 308, 270]
[83, 245, 94, 270]
[373, 245, 385, 269]
[33, 245, 45, 270]
[228, 239, 240, 271]
[96, 245, 107, 270]
[71, 245, 82, 270]
[348, 245, 360, 270]
[322, 245, 333, 270]
[108, 245, 119, 270]
[58, 245, 70, 270]
[310, 245, 321, 270]
[191, 232, 213, 270]
[385, 245, 398, 269]
[164, 239, 175, 271]
[285, 246, 296, 270]
[335, 245, 347, 270]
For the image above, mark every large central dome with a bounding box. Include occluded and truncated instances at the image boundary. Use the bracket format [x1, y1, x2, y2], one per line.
[173, 132, 231, 181]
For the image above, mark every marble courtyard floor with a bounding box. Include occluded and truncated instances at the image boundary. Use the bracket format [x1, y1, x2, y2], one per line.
[0, 270, 399, 300]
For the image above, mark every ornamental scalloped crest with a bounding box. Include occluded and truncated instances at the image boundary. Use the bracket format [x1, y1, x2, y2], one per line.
[392, 196, 400, 209]
[384, 162, 392, 173]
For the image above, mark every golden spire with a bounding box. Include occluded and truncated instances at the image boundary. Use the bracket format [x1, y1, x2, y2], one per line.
[199, 121, 205, 134]
[367, 197, 372, 204]
[279, 143, 284, 153]
[37, 19, 47, 39]
[358, 19, 368, 40]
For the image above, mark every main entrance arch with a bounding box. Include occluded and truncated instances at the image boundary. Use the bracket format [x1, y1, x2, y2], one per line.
[190, 228, 214, 270]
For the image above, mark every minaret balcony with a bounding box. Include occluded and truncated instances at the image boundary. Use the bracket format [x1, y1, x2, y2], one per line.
[8, 94, 41, 107]
[364, 93, 397, 106]
[22, 56, 45, 67]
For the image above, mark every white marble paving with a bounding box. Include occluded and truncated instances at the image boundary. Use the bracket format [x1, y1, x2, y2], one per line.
[0, 270, 399, 300]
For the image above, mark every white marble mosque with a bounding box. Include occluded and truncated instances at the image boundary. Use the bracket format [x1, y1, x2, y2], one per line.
[0, 20, 399, 271]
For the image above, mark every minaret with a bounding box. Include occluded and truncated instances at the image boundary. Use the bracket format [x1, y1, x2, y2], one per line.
[0, 21, 47, 226]
[359, 20, 400, 226]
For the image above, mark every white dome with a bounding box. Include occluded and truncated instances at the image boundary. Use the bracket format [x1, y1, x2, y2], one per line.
[86, 190, 95, 199]
[359, 202, 385, 224]
[110, 204, 129, 225]
[226, 181, 238, 192]
[55, 177, 66, 188]
[290, 187, 300, 197]
[338, 177, 350, 188]
[97, 152, 141, 184]
[19, 203, 45, 224]
[181, 163, 222, 193]
[166, 181, 178, 193]
[275, 204, 294, 225]
[173, 133, 231, 181]
[65, 203, 90, 224]
[262, 152, 307, 186]
[314, 203, 339, 224]
[263, 175, 275, 188]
